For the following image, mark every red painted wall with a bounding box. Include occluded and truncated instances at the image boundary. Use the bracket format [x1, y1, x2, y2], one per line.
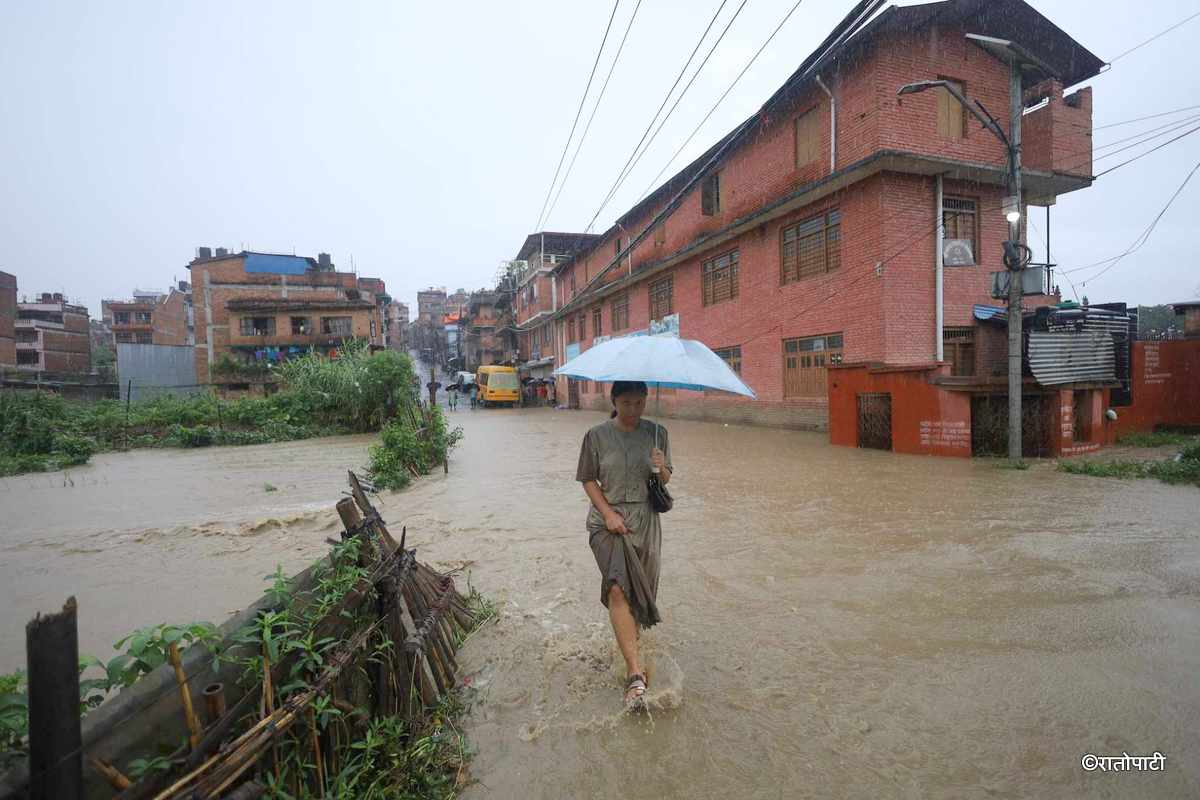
[1113, 340, 1200, 435]
[827, 363, 972, 456]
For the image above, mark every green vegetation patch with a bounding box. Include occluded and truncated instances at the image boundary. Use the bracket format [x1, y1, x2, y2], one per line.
[1059, 442, 1200, 488]
[1115, 429, 1200, 448]
[0, 343, 423, 476]
[368, 407, 463, 491]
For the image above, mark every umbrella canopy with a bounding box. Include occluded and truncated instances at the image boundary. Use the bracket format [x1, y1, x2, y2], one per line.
[554, 336, 756, 398]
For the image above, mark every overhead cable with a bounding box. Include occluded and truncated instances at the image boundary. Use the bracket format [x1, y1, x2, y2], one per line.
[544, 0, 645, 227]
[583, 0, 737, 234]
[1106, 10, 1200, 63]
[532, 0, 622, 233]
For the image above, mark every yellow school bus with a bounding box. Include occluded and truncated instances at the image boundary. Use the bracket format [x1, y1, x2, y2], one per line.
[476, 365, 519, 407]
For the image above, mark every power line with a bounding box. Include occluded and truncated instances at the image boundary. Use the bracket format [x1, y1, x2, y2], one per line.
[1094, 121, 1200, 177]
[588, 0, 753, 228]
[544, 0, 645, 228]
[636, 0, 812, 205]
[1094, 112, 1200, 152]
[583, 0, 737, 234]
[1061, 157, 1200, 284]
[532, 0, 622, 234]
[1107, 9, 1200, 63]
[1094, 104, 1200, 131]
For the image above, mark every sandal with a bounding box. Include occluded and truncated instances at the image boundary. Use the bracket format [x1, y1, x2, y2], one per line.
[623, 672, 648, 710]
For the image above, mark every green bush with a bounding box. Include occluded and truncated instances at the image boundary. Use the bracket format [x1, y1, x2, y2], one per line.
[368, 406, 463, 491]
[0, 343, 423, 476]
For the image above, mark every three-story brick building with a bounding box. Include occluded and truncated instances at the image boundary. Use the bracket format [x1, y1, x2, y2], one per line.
[547, 0, 1102, 447]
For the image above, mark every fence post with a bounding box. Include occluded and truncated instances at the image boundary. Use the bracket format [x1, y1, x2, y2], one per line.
[26, 597, 83, 800]
[124, 379, 133, 450]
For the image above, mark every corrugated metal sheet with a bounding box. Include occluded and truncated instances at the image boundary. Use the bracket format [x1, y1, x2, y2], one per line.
[1027, 331, 1115, 385]
[116, 343, 199, 401]
[973, 304, 1005, 321]
[244, 254, 309, 275]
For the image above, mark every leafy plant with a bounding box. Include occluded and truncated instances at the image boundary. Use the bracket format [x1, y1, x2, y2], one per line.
[109, 622, 222, 689]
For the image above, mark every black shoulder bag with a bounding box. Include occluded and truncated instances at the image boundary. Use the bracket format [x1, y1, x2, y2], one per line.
[648, 471, 673, 514]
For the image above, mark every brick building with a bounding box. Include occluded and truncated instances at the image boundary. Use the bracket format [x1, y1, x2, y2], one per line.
[102, 285, 193, 347]
[546, 0, 1103, 441]
[513, 232, 601, 380]
[387, 302, 410, 352]
[0, 271, 16, 367]
[356, 277, 391, 348]
[186, 248, 382, 384]
[15, 293, 92, 373]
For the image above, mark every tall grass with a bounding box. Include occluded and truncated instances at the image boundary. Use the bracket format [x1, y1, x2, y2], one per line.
[0, 342, 420, 476]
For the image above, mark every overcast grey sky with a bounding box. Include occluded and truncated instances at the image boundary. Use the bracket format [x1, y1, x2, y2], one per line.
[1, 0, 1197, 317]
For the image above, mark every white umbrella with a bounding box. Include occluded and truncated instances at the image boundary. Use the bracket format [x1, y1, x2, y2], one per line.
[554, 335, 756, 456]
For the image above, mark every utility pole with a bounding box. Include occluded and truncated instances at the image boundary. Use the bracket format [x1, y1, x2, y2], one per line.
[1005, 57, 1024, 463]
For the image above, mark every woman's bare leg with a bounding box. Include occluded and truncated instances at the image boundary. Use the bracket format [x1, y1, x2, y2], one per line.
[607, 584, 642, 689]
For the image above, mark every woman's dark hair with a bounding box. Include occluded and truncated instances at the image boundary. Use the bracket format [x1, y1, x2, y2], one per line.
[609, 380, 648, 418]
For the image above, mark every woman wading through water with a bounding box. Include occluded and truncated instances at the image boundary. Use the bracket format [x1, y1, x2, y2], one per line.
[576, 381, 672, 710]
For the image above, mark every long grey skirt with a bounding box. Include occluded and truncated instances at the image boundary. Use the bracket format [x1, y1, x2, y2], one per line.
[587, 501, 662, 628]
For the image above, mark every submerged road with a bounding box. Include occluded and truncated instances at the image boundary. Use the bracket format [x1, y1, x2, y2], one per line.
[1, 407, 1197, 798]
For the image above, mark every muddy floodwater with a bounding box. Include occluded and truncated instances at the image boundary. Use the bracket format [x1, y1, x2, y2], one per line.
[2, 410, 1198, 798]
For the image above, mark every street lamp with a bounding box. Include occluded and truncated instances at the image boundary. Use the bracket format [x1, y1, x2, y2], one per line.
[898, 45, 1032, 463]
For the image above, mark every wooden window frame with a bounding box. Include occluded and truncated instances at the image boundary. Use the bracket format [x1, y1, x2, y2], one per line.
[320, 316, 352, 336]
[649, 274, 674, 321]
[701, 171, 721, 216]
[794, 107, 822, 167]
[942, 326, 976, 376]
[713, 346, 742, 374]
[592, 307, 602, 338]
[611, 294, 629, 331]
[782, 333, 844, 398]
[936, 76, 968, 140]
[701, 250, 739, 307]
[781, 209, 841, 285]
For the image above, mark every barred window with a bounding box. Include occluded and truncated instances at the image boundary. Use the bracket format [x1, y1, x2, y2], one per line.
[783, 333, 843, 398]
[781, 210, 841, 284]
[567, 316, 576, 343]
[611, 294, 629, 331]
[713, 346, 742, 374]
[701, 250, 739, 306]
[649, 274, 673, 321]
[578, 313, 587, 341]
[240, 316, 275, 336]
[592, 307, 602, 338]
[943, 326, 975, 376]
[942, 196, 977, 265]
[320, 316, 352, 336]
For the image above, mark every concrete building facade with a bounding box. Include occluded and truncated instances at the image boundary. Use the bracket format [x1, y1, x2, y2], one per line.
[103, 285, 193, 347]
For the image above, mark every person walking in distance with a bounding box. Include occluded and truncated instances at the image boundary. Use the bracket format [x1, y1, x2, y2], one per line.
[576, 381, 672, 710]
[447, 381, 459, 411]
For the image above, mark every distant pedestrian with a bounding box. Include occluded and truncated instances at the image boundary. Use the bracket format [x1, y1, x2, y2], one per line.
[468, 383, 478, 409]
[537, 381, 547, 406]
[447, 383, 459, 411]
[426, 380, 442, 408]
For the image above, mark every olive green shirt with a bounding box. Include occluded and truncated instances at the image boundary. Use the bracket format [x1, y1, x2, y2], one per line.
[576, 418, 673, 505]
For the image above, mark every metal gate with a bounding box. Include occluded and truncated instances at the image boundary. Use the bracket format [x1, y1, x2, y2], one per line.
[567, 379, 580, 410]
[970, 394, 1051, 457]
[857, 392, 892, 450]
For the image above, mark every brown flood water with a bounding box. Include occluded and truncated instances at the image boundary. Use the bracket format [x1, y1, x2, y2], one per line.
[2, 409, 1198, 798]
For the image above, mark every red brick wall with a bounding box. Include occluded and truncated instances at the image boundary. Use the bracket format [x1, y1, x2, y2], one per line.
[0, 271, 15, 367]
[153, 290, 190, 346]
[1023, 82, 1093, 178]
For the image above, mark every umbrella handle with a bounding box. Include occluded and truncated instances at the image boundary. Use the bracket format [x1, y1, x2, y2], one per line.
[651, 383, 661, 474]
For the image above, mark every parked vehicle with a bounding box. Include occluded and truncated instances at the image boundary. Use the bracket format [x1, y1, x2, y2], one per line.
[476, 365, 519, 407]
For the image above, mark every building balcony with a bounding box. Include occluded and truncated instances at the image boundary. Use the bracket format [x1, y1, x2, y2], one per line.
[228, 332, 359, 348]
[1022, 82, 1093, 180]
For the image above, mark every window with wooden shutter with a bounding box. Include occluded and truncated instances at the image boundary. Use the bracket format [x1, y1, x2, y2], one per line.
[782, 334, 843, 398]
[611, 294, 629, 331]
[713, 346, 742, 374]
[649, 275, 673, 321]
[943, 327, 975, 376]
[942, 196, 977, 265]
[781, 210, 841, 284]
[701, 250, 739, 306]
[592, 307, 602, 338]
[701, 172, 721, 216]
[794, 108, 822, 167]
[936, 78, 966, 139]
